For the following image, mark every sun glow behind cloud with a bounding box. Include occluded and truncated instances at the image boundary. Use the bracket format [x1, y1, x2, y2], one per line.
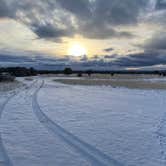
[68, 42, 87, 57]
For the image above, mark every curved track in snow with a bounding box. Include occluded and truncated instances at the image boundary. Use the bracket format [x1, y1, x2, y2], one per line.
[32, 80, 123, 166]
[0, 80, 38, 166]
[0, 93, 16, 166]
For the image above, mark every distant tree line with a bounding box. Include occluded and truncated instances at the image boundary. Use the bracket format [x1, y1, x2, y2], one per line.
[0, 67, 37, 77]
[1, 67, 166, 77]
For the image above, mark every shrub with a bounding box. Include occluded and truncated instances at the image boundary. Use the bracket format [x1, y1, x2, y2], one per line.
[0, 73, 15, 82]
[77, 73, 82, 77]
[63, 68, 73, 75]
[86, 70, 92, 77]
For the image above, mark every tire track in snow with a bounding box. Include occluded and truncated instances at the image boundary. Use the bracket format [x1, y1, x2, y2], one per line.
[32, 80, 123, 166]
[0, 93, 16, 166]
[0, 80, 38, 166]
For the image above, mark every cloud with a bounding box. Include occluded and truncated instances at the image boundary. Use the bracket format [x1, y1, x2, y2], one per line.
[139, 1, 166, 54]
[156, 0, 166, 10]
[143, 32, 166, 51]
[0, 0, 148, 40]
[2, 51, 166, 70]
[75, 0, 146, 39]
[111, 52, 166, 68]
[79, 24, 134, 39]
[104, 55, 117, 59]
[55, 0, 92, 18]
[0, 0, 166, 72]
[104, 48, 114, 52]
[93, 0, 148, 25]
[0, 54, 34, 63]
[32, 23, 74, 40]
[0, 0, 13, 18]
[0, 53, 71, 69]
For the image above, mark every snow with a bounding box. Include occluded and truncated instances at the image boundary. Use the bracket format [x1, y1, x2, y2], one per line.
[0, 77, 166, 165]
[0, 80, 88, 166]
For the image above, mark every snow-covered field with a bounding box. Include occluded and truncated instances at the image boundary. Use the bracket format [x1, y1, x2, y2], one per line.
[0, 76, 166, 165]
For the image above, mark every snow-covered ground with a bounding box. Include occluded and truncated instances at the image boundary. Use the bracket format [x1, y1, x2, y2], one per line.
[0, 77, 166, 165]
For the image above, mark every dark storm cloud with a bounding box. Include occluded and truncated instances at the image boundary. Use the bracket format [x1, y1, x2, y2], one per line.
[32, 23, 74, 40]
[0, 54, 34, 63]
[104, 55, 117, 59]
[77, 52, 166, 69]
[22, 0, 137, 40]
[71, 52, 166, 69]
[55, 0, 92, 18]
[104, 48, 114, 52]
[156, 0, 166, 10]
[79, 24, 134, 39]
[2, 51, 166, 70]
[68, 52, 166, 69]
[0, 0, 13, 18]
[111, 52, 166, 67]
[0, 0, 149, 40]
[76, 0, 147, 39]
[93, 0, 148, 25]
[80, 52, 166, 69]
[143, 33, 166, 51]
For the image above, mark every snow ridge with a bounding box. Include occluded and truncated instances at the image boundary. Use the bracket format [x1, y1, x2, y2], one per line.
[32, 80, 123, 166]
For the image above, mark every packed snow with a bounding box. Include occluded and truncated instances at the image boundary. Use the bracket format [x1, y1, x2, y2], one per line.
[0, 76, 166, 165]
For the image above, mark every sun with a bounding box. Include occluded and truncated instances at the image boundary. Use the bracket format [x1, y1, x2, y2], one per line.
[68, 42, 87, 57]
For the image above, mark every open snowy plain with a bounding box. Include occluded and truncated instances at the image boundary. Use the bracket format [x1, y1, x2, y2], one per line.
[0, 76, 166, 165]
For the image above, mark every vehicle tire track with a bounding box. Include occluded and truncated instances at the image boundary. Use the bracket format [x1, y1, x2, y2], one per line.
[0, 93, 16, 166]
[32, 80, 123, 166]
[0, 80, 37, 166]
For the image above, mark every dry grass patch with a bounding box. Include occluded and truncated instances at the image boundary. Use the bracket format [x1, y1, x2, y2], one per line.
[54, 78, 166, 90]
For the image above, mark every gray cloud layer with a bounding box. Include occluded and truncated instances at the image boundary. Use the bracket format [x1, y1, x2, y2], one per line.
[0, 0, 152, 40]
[1, 51, 166, 70]
[0, 0, 13, 17]
[144, 32, 166, 51]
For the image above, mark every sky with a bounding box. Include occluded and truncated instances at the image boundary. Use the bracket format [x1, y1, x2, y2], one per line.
[0, 0, 166, 70]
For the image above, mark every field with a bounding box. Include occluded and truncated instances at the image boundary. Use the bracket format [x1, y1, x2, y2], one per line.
[0, 75, 166, 165]
[53, 74, 166, 89]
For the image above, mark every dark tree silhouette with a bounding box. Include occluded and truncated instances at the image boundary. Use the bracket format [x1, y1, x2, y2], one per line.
[77, 73, 82, 77]
[63, 67, 73, 75]
[86, 70, 92, 77]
